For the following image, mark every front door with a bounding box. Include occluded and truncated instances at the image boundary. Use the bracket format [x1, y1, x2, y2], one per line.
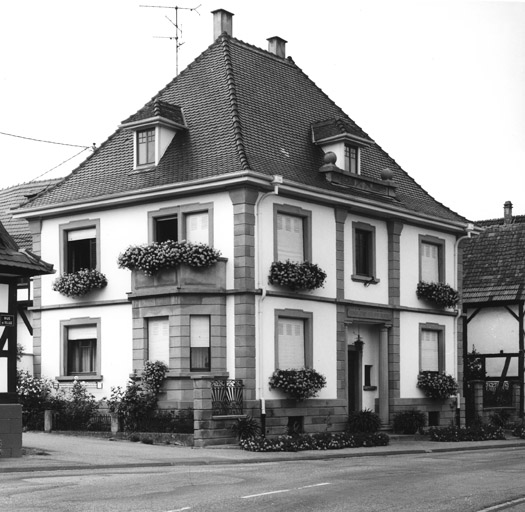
[348, 349, 360, 412]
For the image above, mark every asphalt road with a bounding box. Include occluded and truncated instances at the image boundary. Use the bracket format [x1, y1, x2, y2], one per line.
[2, 446, 525, 511]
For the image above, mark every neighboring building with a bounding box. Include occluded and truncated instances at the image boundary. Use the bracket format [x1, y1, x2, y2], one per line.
[15, 10, 470, 443]
[0, 180, 61, 373]
[462, 201, 525, 420]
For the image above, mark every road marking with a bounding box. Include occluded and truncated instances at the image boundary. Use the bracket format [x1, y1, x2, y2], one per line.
[165, 508, 191, 512]
[477, 496, 525, 512]
[242, 482, 332, 499]
[242, 489, 291, 499]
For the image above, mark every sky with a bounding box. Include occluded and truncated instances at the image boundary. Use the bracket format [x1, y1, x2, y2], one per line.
[0, 0, 524, 221]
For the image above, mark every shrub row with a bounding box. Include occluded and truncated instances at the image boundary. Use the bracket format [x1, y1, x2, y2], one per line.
[427, 425, 505, 442]
[239, 432, 390, 452]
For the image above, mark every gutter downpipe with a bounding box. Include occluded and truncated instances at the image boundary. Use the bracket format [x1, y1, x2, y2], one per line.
[454, 222, 474, 425]
[255, 175, 282, 436]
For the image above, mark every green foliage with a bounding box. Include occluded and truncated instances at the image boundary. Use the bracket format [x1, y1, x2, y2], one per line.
[512, 424, 525, 439]
[231, 416, 261, 440]
[141, 360, 168, 393]
[416, 281, 459, 308]
[392, 409, 427, 434]
[17, 343, 24, 362]
[465, 346, 485, 381]
[17, 370, 56, 417]
[52, 268, 108, 297]
[489, 409, 511, 428]
[239, 432, 390, 452]
[268, 368, 327, 400]
[346, 409, 382, 433]
[117, 240, 221, 275]
[52, 378, 99, 429]
[417, 371, 458, 399]
[427, 425, 505, 442]
[268, 260, 327, 291]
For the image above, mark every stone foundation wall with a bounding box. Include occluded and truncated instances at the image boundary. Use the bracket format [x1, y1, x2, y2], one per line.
[390, 397, 462, 427]
[0, 404, 22, 458]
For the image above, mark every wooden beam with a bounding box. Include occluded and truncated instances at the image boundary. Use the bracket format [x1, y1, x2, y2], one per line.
[17, 305, 33, 336]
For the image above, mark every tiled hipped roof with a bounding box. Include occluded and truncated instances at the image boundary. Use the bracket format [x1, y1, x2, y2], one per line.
[463, 221, 525, 303]
[22, 35, 465, 224]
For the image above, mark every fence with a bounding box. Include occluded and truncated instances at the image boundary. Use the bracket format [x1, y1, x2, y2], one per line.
[211, 379, 244, 415]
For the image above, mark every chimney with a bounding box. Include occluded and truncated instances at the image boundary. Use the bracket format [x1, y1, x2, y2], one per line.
[212, 9, 233, 40]
[504, 200, 513, 224]
[267, 36, 287, 58]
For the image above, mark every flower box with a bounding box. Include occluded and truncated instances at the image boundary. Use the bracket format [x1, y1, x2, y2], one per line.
[268, 261, 327, 292]
[416, 281, 459, 309]
[52, 268, 108, 297]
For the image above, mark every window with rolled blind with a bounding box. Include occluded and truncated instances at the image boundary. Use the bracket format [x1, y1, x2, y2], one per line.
[420, 236, 445, 283]
[67, 325, 97, 375]
[419, 325, 444, 372]
[276, 213, 304, 262]
[190, 315, 210, 371]
[185, 212, 209, 245]
[147, 317, 170, 365]
[66, 227, 97, 272]
[277, 317, 305, 368]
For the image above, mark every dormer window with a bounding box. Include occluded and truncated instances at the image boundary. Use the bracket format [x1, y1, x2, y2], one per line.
[137, 129, 155, 166]
[345, 144, 358, 174]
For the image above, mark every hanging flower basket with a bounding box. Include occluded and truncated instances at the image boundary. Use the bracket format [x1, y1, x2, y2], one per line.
[416, 281, 459, 309]
[52, 268, 108, 297]
[269, 368, 327, 400]
[117, 240, 221, 276]
[417, 371, 458, 399]
[268, 260, 327, 291]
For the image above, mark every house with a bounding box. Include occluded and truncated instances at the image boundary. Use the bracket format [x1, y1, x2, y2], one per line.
[0, 180, 61, 373]
[462, 201, 525, 421]
[0, 218, 53, 457]
[14, 9, 470, 444]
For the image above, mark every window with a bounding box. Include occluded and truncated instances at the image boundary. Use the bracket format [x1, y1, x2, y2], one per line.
[137, 129, 155, 166]
[155, 215, 178, 243]
[344, 144, 358, 174]
[352, 222, 377, 282]
[185, 211, 209, 244]
[419, 325, 445, 372]
[190, 315, 210, 371]
[274, 205, 312, 262]
[147, 317, 169, 365]
[61, 320, 101, 378]
[364, 365, 373, 387]
[420, 236, 445, 283]
[60, 220, 100, 274]
[275, 310, 313, 369]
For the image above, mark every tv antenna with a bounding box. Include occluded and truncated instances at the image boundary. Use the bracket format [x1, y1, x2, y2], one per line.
[139, 4, 201, 75]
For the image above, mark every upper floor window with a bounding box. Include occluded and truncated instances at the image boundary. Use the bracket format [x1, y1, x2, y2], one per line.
[420, 236, 445, 283]
[275, 310, 313, 369]
[185, 211, 209, 245]
[155, 215, 178, 243]
[60, 220, 100, 274]
[274, 205, 312, 263]
[137, 129, 155, 166]
[344, 144, 358, 174]
[352, 222, 376, 280]
[420, 325, 445, 373]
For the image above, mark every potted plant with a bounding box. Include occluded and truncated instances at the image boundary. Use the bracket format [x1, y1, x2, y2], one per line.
[392, 409, 427, 434]
[268, 368, 326, 400]
[417, 371, 458, 399]
[268, 260, 327, 291]
[416, 281, 459, 309]
[52, 268, 108, 297]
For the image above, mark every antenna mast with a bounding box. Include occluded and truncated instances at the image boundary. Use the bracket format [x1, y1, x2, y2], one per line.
[139, 4, 201, 76]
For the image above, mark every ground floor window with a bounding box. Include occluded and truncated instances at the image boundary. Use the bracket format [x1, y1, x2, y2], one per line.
[275, 310, 313, 369]
[61, 318, 101, 378]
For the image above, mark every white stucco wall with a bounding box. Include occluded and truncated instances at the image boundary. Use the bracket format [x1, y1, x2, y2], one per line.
[399, 312, 457, 398]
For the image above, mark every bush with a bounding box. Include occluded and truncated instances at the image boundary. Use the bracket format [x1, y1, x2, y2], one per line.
[52, 268, 108, 297]
[417, 371, 458, 399]
[52, 378, 99, 430]
[393, 409, 427, 434]
[512, 424, 525, 439]
[231, 416, 261, 440]
[239, 432, 389, 452]
[117, 240, 221, 275]
[346, 409, 381, 433]
[489, 409, 511, 429]
[465, 346, 485, 381]
[268, 368, 327, 400]
[268, 260, 327, 291]
[16, 370, 57, 428]
[416, 281, 459, 308]
[427, 425, 505, 442]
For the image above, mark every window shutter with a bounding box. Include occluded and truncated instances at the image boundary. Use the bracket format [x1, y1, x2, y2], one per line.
[191, 316, 210, 348]
[185, 212, 209, 244]
[277, 318, 305, 368]
[421, 330, 439, 372]
[277, 213, 304, 262]
[147, 317, 169, 364]
[421, 242, 439, 282]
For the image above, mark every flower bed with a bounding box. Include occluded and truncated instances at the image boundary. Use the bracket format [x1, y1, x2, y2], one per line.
[416, 281, 459, 308]
[118, 240, 221, 275]
[417, 371, 458, 399]
[268, 260, 327, 291]
[427, 425, 505, 442]
[239, 432, 389, 452]
[268, 368, 326, 400]
[52, 268, 108, 297]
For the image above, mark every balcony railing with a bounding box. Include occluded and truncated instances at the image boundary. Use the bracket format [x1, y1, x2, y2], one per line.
[211, 379, 244, 416]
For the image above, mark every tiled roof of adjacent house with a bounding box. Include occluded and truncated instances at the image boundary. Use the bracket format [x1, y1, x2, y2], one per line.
[21, 35, 466, 224]
[463, 221, 525, 303]
[0, 180, 61, 250]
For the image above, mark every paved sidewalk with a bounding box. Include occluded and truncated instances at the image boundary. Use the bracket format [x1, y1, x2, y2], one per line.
[1, 432, 525, 473]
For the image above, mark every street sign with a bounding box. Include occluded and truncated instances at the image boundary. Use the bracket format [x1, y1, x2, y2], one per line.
[0, 314, 14, 327]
